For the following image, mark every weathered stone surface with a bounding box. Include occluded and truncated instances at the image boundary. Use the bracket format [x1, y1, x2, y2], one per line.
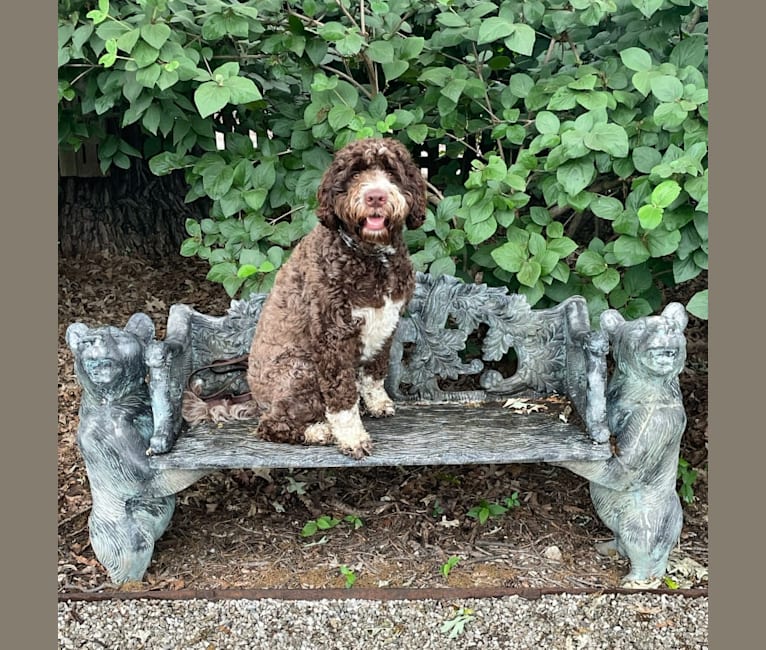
[149, 403, 612, 472]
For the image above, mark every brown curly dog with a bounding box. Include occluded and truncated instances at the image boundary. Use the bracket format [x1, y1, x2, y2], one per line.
[245, 137, 427, 458]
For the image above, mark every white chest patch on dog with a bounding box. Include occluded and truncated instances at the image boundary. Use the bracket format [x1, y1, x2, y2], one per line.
[352, 297, 404, 361]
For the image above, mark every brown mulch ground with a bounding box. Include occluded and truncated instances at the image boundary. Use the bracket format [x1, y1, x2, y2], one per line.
[57, 253, 708, 594]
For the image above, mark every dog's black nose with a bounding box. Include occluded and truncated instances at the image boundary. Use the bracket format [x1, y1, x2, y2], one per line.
[364, 189, 388, 207]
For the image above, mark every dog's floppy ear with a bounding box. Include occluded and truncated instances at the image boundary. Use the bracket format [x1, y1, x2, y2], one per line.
[377, 138, 427, 230]
[315, 142, 362, 230]
[405, 183, 427, 230]
[402, 153, 427, 230]
[316, 162, 341, 230]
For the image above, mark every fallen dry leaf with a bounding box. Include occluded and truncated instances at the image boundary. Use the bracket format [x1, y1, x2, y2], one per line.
[502, 398, 548, 414]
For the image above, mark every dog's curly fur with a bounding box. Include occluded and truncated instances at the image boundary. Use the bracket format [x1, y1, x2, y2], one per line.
[246, 138, 427, 458]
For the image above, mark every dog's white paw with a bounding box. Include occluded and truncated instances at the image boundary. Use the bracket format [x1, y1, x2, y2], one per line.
[358, 374, 395, 418]
[326, 404, 373, 459]
[303, 421, 333, 445]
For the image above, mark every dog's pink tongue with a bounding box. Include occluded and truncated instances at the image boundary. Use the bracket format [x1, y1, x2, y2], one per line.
[365, 216, 386, 231]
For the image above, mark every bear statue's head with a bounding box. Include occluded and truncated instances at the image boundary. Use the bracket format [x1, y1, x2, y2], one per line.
[66, 313, 155, 401]
[600, 302, 688, 382]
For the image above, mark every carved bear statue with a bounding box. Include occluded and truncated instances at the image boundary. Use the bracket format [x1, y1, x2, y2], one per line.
[559, 302, 688, 586]
[66, 314, 175, 584]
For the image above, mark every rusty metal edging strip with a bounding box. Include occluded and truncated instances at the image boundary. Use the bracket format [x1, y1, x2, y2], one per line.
[58, 586, 708, 603]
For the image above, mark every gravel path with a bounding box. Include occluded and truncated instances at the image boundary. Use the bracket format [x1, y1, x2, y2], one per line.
[58, 593, 708, 649]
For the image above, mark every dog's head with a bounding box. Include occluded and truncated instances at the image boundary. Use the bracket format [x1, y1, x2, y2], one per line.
[316, 138, 427, 245]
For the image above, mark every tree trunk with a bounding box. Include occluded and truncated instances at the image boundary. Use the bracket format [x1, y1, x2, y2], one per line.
[58, 160, 210, 261]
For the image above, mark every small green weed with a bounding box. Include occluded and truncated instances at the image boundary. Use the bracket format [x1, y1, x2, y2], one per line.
[440, 555, 461, 579]
[466, 492, 521, 525]
[301, 514, 365, 537]
[339, 564, 357, 589]
[343, 514, 365, 530]
[440, 607, 475, 639]
[677, 458, 699, 504]
[300, 515, 340, 537]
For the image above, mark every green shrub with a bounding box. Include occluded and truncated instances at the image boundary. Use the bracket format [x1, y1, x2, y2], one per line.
[58, 0, 708, 320]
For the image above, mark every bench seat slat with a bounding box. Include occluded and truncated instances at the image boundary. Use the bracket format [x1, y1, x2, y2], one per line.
[149, 403, 612, 471]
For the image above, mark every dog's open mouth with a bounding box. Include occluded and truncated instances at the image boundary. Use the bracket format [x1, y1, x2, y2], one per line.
[363, 215, 387, 232]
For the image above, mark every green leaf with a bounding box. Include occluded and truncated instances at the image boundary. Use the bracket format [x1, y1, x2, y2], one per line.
[328, 104, 355, 130]
[686, 290, 708, 320]
[336, 31, 365, 57]
[202, 163, 235, 200]
[504, 24, 536, 56]
[244, 189, 268, 212]
[623, 265, 653, 295]
[194, 82, 230, 118]
[301, 521, 318, 537]
[583, 123, 629, 157]
[407, 124, 428, 144]
[654, 103, 688, 129]
[478, 17, 515, 45]
[535, 111, 560, 135]
[141, 23, 171, 50]
[142, 104, 161, 134]
[429, 256, 457, 277]
[593, 268, 621, 294]
[650, 75, 684, 102]
[367, 40, 394, 63]
[556, 158, 595, 196]
[207, 261, 238, 284]
[436, 13, 468, 28]
[223, 275, 245, 298]
[237, 264, 259, 279]
[633, 146, 662, 174]
[382, 60, 410, 81]
[441, 79, 467, 103]
[620, 47, 653, 72]
[464, 217, 497, 245]
[614, 235, 651, 266]
[86, 8, 108, 25]
[116, 28, 141, 53]
[647, 228, 682, 257]
[591, 196, 623, 220]
[547, 236, 578, 259]
[180, 238, 200, 257]
[575, 250, 607, 276]
[670, 36, 707, 69]
[651, 180, 682, 208]
[518, 259, 542, 287]
[132, 41, 160, 68]
[509, 74, 534, 99]
[638, 204, 663, 230]
[491, 242, 526, 272]
[225, 76, 262, 104]
[631, 0, 664, 18]
[673, 256, 701, 284]
[136, 63, 161, 88]
[398, 36, 425, 59]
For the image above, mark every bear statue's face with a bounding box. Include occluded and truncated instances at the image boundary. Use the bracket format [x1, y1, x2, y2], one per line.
[74, 327, 144, 386]
[66, 313, 155, 397]
[601, 303, 688, 381]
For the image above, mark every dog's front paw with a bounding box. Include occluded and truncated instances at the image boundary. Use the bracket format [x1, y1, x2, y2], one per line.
[339, 436, 373, 460]
[358, 375, 395, 418]
[326, 404, 373, 459]
[366, 399, 395, 418]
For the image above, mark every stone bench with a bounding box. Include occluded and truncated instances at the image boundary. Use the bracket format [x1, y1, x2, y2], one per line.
[66, 272, 688, 589]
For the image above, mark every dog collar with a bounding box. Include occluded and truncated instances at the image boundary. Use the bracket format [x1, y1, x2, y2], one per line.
[337, 229, 395, 258]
